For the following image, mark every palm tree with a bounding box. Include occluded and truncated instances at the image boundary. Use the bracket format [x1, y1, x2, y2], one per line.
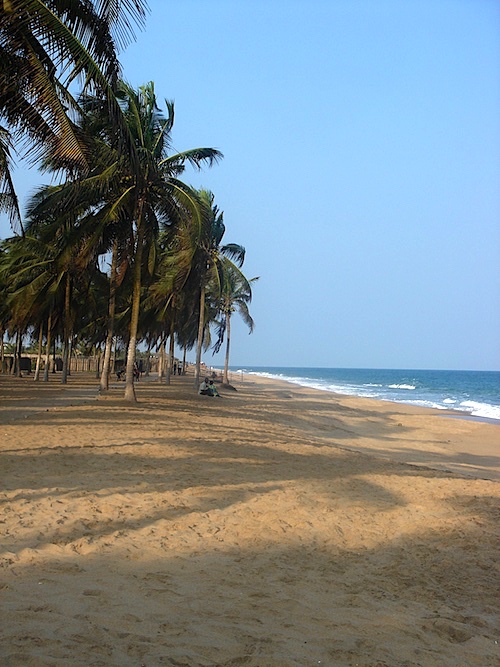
[6, 175, 107, 384]
[0, 233, 57, 377]
[164, 189, 246, 388]
[213, 260, 258, 385]
[0, 0, 148, 166]
[0, 126, 23, 235]
[196, 192, 249, 387]
[0, 241, 16, 372]
[30, 89, 134, 390]
[112, 82, 222, 401]
[0, 0, 148, 232]
[11, 81, 221, 398]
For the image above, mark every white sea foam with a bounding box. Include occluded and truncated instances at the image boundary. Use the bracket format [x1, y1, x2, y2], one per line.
[241, 369, 500, 423]
[397, 399, 448, 411]
[388, 384, 416, 390]
[460, 400, 500, 421]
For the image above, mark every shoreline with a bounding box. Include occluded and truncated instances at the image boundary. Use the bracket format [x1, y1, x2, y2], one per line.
[228, 367, 500, 425]
[1, 371, 499, 666]
[229, 371, 500, 481]
[1, 370, 499, 480]
[436, 412, 500, 426]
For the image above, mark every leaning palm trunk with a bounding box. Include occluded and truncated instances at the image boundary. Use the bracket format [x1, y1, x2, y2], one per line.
[223, 313, 231, 385]
[100, 241, 118, 392]
[34, 325, 44, 381]
[124, 219, 145, 402]
[194, 284, 205, 388]
[43, 313, 52, 382]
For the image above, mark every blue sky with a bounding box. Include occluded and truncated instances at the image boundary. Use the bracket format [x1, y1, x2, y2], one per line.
[2, 0, 499, 370]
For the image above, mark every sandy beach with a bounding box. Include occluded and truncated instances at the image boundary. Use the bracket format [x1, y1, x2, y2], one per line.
[1, 371, 499, 667]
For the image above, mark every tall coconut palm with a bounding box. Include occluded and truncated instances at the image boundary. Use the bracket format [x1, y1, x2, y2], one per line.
[0, 244, 9, 371]
[10, 177, 106, 383]
[191, 191, 246, 387]
[213, 260, 258, 385]
[14, 80, 221, 398]
[160, 189, 246, 387]
[0, 233, 58, 376]
[32, 89, 134, 390]
[112, 82, 222, 401]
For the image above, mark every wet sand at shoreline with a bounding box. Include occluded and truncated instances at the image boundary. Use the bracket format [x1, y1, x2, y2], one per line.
[1, 372, 499, 666]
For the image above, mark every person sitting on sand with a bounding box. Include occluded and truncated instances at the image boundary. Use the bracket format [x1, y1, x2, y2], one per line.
[208, 379, 220, 397]
[199, 378, 211, 395]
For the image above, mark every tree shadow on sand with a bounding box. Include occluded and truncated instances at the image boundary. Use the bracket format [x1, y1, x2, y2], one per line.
[1, 511, 498, 666]
[2, 379, 499, 666]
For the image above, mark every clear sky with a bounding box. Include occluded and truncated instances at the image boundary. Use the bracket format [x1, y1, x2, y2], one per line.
[2, 0, 499, 370]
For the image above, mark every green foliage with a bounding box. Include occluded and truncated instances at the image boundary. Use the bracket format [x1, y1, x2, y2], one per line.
[0, 1, 148, 231]
[0, 4, 256, 382]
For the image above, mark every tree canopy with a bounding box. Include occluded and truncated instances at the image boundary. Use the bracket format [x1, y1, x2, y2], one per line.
[0, 2, 257, 397]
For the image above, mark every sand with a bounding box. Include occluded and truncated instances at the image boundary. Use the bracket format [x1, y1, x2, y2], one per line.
[1, 372, 499, 667]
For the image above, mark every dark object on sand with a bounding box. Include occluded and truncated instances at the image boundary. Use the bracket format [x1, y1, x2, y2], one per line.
[221, 383, 237, 392]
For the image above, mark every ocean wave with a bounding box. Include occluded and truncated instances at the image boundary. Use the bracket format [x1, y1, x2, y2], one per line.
[459, 400, 500, 421]
[397, 398, 500, 420]
[388, 384, 416, 390]
[245, 371, 381, 398]
[237, 369, 500, 422]
[396, 399, 449, 411]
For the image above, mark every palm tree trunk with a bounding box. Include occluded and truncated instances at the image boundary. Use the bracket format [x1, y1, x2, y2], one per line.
[0, 326, 4, 373]
[194, 285, 205, 388]
[72, 339, 77, 373]
[124, 217, 145, 402]
[14, 330, 22, 377]
[158, 339, 164, 380]
[95, 346, 101, 378]
[43, 313, 52, 382]
[34, 325, 44, 381]
[9, 333, 16, 375]
[165, 336, 171, 385]
[61, 273, 71, 384]
[100, 240, 118, 392]
[224, 313, 231, 385]
[166, 331, 175, 385]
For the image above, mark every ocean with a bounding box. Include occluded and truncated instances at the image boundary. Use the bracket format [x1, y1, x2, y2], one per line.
[227, 367, 500, 423]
